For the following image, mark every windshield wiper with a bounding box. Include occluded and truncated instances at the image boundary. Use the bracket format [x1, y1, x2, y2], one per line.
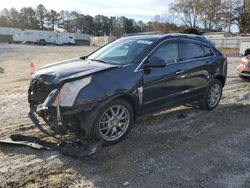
[80, 55, 88, 60]
[89, 59, 114, 65]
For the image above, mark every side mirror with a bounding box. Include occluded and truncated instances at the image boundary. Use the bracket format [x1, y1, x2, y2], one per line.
[143, 56, 166, 68]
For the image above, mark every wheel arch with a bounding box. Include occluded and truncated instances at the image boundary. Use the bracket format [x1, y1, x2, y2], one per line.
[112, 94, 138, 120]
[214, 74, 226, 86]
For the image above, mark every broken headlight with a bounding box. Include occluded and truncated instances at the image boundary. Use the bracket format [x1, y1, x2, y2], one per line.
[52, 76, 92, 107]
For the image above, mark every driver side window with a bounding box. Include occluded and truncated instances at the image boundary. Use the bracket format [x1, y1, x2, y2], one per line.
[151, 42, 180, 64]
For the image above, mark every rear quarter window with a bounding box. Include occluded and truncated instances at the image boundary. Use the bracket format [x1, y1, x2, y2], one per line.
[202, 45, 214, 57]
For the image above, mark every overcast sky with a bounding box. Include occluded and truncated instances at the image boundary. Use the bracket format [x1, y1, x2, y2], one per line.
[0, 0, 173, 22]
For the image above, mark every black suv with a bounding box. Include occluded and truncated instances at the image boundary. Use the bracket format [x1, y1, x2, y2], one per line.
[28, 34, 227, 145]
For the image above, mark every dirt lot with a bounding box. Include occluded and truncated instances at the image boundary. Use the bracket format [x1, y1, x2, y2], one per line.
[0, 44, 250, 188]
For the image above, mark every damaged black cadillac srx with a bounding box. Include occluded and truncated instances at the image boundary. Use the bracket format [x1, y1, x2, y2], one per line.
[28, 34, 227, 145]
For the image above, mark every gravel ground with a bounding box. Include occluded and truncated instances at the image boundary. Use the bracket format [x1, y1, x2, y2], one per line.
[0, 44, 250, 188]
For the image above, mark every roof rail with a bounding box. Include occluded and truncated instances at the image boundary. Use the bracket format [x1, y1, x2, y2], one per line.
[123, 31, 165, 37]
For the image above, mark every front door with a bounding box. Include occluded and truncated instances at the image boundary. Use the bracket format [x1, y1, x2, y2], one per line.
[142, 40, 187, 109]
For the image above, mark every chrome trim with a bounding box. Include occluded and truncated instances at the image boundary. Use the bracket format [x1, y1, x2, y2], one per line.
[134, 38, 180, 72]
[135, 54, 215, 73]
[134, 37, 216, 73]
[137, 86, 143, 106]
[134, 56, 148, 72]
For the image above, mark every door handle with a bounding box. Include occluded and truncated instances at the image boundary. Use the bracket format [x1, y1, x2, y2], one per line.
[175, 70, 184, 75]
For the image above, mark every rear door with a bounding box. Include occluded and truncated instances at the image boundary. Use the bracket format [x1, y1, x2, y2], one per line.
[180, 40, 215, 96]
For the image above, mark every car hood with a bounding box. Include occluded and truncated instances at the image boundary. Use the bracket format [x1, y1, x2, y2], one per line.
[33, 58, 118, 84]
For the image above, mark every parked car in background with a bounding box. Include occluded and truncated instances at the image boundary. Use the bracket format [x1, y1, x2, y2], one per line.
[37, 39, 47, 45]
[237, 48, 250, 79]
[28, 34, 227, 145]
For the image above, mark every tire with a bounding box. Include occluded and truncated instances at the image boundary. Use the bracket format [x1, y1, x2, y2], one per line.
[91, 99, 134, 145]
[200, 79, 223, 110]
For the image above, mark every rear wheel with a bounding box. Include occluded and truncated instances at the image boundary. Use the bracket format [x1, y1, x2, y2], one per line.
[200, 79, 222, 110]
[91, 99, 134, 145]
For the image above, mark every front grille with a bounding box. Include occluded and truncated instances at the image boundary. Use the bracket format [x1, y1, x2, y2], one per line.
[28, 79, 55, 104]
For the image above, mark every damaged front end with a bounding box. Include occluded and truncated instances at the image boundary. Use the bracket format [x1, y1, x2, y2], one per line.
[28, 76, 93, 139]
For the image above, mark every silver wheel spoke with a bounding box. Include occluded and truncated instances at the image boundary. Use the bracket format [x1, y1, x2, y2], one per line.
[104, 127, 112, 136]
[104, 112, 111, 120]
[118, 108, 126, 119]
[100, 120, 109, 124]
[100, 127, 109, 131]
[119, 115, 129, 120]
[117, 122, 125, 128]
[111, 127, 118, 137]
[116, 106, 121, 116]
[110, 108, 115, 116]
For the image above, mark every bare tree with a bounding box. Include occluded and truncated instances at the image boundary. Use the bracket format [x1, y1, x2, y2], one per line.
[200, 0, 222, 29]
[170, 0, 203, 27]
[221, 0, 249, 34]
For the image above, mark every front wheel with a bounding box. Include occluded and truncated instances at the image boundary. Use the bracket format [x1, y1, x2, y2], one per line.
[91, 99, 134, 145]
[200, 79, 223, 110]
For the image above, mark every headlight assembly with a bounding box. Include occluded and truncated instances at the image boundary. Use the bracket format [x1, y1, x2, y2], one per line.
[52, 76, 92, 107]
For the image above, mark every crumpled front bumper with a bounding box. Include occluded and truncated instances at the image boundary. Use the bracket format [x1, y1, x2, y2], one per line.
[28, 88, 62, 136]
[28, 106, 53, 136]
[28, 88, 95, 138]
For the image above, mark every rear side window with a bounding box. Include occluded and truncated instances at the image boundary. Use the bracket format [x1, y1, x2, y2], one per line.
[203, 46, 214, 57]
[182, 42, 204, 60]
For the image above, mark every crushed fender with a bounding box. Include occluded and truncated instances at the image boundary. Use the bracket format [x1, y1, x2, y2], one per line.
[0, 134, 102, 158]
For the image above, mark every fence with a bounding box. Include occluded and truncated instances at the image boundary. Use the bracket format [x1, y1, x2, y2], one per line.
[208, 37, 250, 49]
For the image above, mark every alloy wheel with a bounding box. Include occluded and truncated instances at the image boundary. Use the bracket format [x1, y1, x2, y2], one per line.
[208, 83, 222, 108]
[98, 105, 130, 141]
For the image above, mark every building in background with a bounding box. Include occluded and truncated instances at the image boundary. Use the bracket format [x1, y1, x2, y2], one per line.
[90, 36, 117, 47]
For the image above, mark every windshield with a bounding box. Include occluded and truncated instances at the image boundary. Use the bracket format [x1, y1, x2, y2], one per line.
[87, 38, 154, 65]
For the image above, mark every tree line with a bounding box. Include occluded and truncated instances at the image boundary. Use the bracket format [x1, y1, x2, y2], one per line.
[0, 4, 182, 36]
[170, 0, 250, 34]
[0, 1, 249, 35]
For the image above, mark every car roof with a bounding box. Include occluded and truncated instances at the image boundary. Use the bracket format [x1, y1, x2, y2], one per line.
[122, 33, 212, 45]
